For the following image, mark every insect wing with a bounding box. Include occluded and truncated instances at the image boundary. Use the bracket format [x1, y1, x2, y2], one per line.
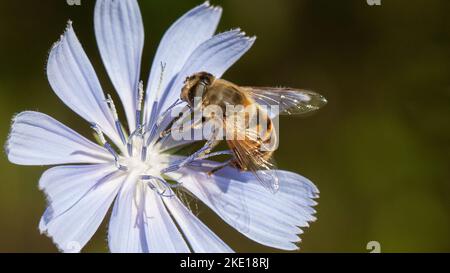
[229, 139, 280, 193]
[245, 87, 327, 116]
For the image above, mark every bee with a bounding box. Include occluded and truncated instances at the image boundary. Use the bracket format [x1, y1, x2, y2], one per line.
[179, 72, 327, 192]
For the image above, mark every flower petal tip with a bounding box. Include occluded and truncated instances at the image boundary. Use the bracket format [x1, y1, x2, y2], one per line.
[230, 29, 256, 43]
[284, 241, 301, 251]
[247, 35, 257, 43]
[5, 112, 25, 162]
[66, 19, 73, 29]
[202, 1, 222, 15]
[51, 20, 74, 51]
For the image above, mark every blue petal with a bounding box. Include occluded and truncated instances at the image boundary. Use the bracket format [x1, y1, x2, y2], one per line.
[39, 164, 124, 253]
[164, 195, 234, 253]
[6, 111, 113, 166]
[108, 175, 191, 253]
[144, 189, 191, 253]
[95, 0, 144, 132]
[108, 174, 146, 253]
[144, 1, 222, 123]
[174, 166, 319, 250]
[47, 22, 123, 149]
[39, 164, 117, 218]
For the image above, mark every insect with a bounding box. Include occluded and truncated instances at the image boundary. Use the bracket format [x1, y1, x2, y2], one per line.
[178, 72, 327, 192]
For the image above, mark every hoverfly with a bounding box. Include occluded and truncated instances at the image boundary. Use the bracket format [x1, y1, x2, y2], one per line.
[178, 72, 327, 192]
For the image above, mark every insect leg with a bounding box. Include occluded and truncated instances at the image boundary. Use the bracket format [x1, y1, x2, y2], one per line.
[206, 159, 233, 176]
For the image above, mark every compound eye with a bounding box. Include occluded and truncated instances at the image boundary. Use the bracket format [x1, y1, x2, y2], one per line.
[200, 77, 211, 86]
[200, 73, 214, 85]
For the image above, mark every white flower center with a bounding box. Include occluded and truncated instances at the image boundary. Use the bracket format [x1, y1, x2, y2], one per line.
[120, 137, 169, 178]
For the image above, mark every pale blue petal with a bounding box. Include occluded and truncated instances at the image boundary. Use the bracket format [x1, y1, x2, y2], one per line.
[175, 166, 319, 250]
[164, 195, 234, 253]
[39, 165, 124, 253]
[108, 174, 145, 253]
[158, 30, 256, 113]
[95, 0, 144, 132]
[39, 164, 117, 218]
[144, 190, 191, 253]
[6, 111, 113, 166]
[47, 22, 122, 147]
[108, 176, 191, 253]
[144, 2, 222, 122]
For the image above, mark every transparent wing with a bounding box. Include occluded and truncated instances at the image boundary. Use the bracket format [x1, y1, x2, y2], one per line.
[223, 106, 280, 193]
[245, 87, 327, 116]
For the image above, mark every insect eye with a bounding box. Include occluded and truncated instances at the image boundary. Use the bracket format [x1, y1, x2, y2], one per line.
[200, 77, 210, 86]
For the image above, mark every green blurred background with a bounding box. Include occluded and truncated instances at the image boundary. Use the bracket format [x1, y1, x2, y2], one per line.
[0, 0, 449, 252]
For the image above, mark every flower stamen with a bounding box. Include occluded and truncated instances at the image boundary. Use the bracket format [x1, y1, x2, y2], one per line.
[148, 62, 167, 129]
[106, 94, 127, 146]
[147, 102, 188, 148]
[91, 123, 128, 171]
[141, 175, 181, 197]
[135, 80, 145, 130]
[140, 100, 185, 162]
[161, 133, 222, 174]
[127, 124, 144, 157]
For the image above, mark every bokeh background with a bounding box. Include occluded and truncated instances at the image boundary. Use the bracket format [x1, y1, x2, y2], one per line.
[0, 0, 449, 252]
